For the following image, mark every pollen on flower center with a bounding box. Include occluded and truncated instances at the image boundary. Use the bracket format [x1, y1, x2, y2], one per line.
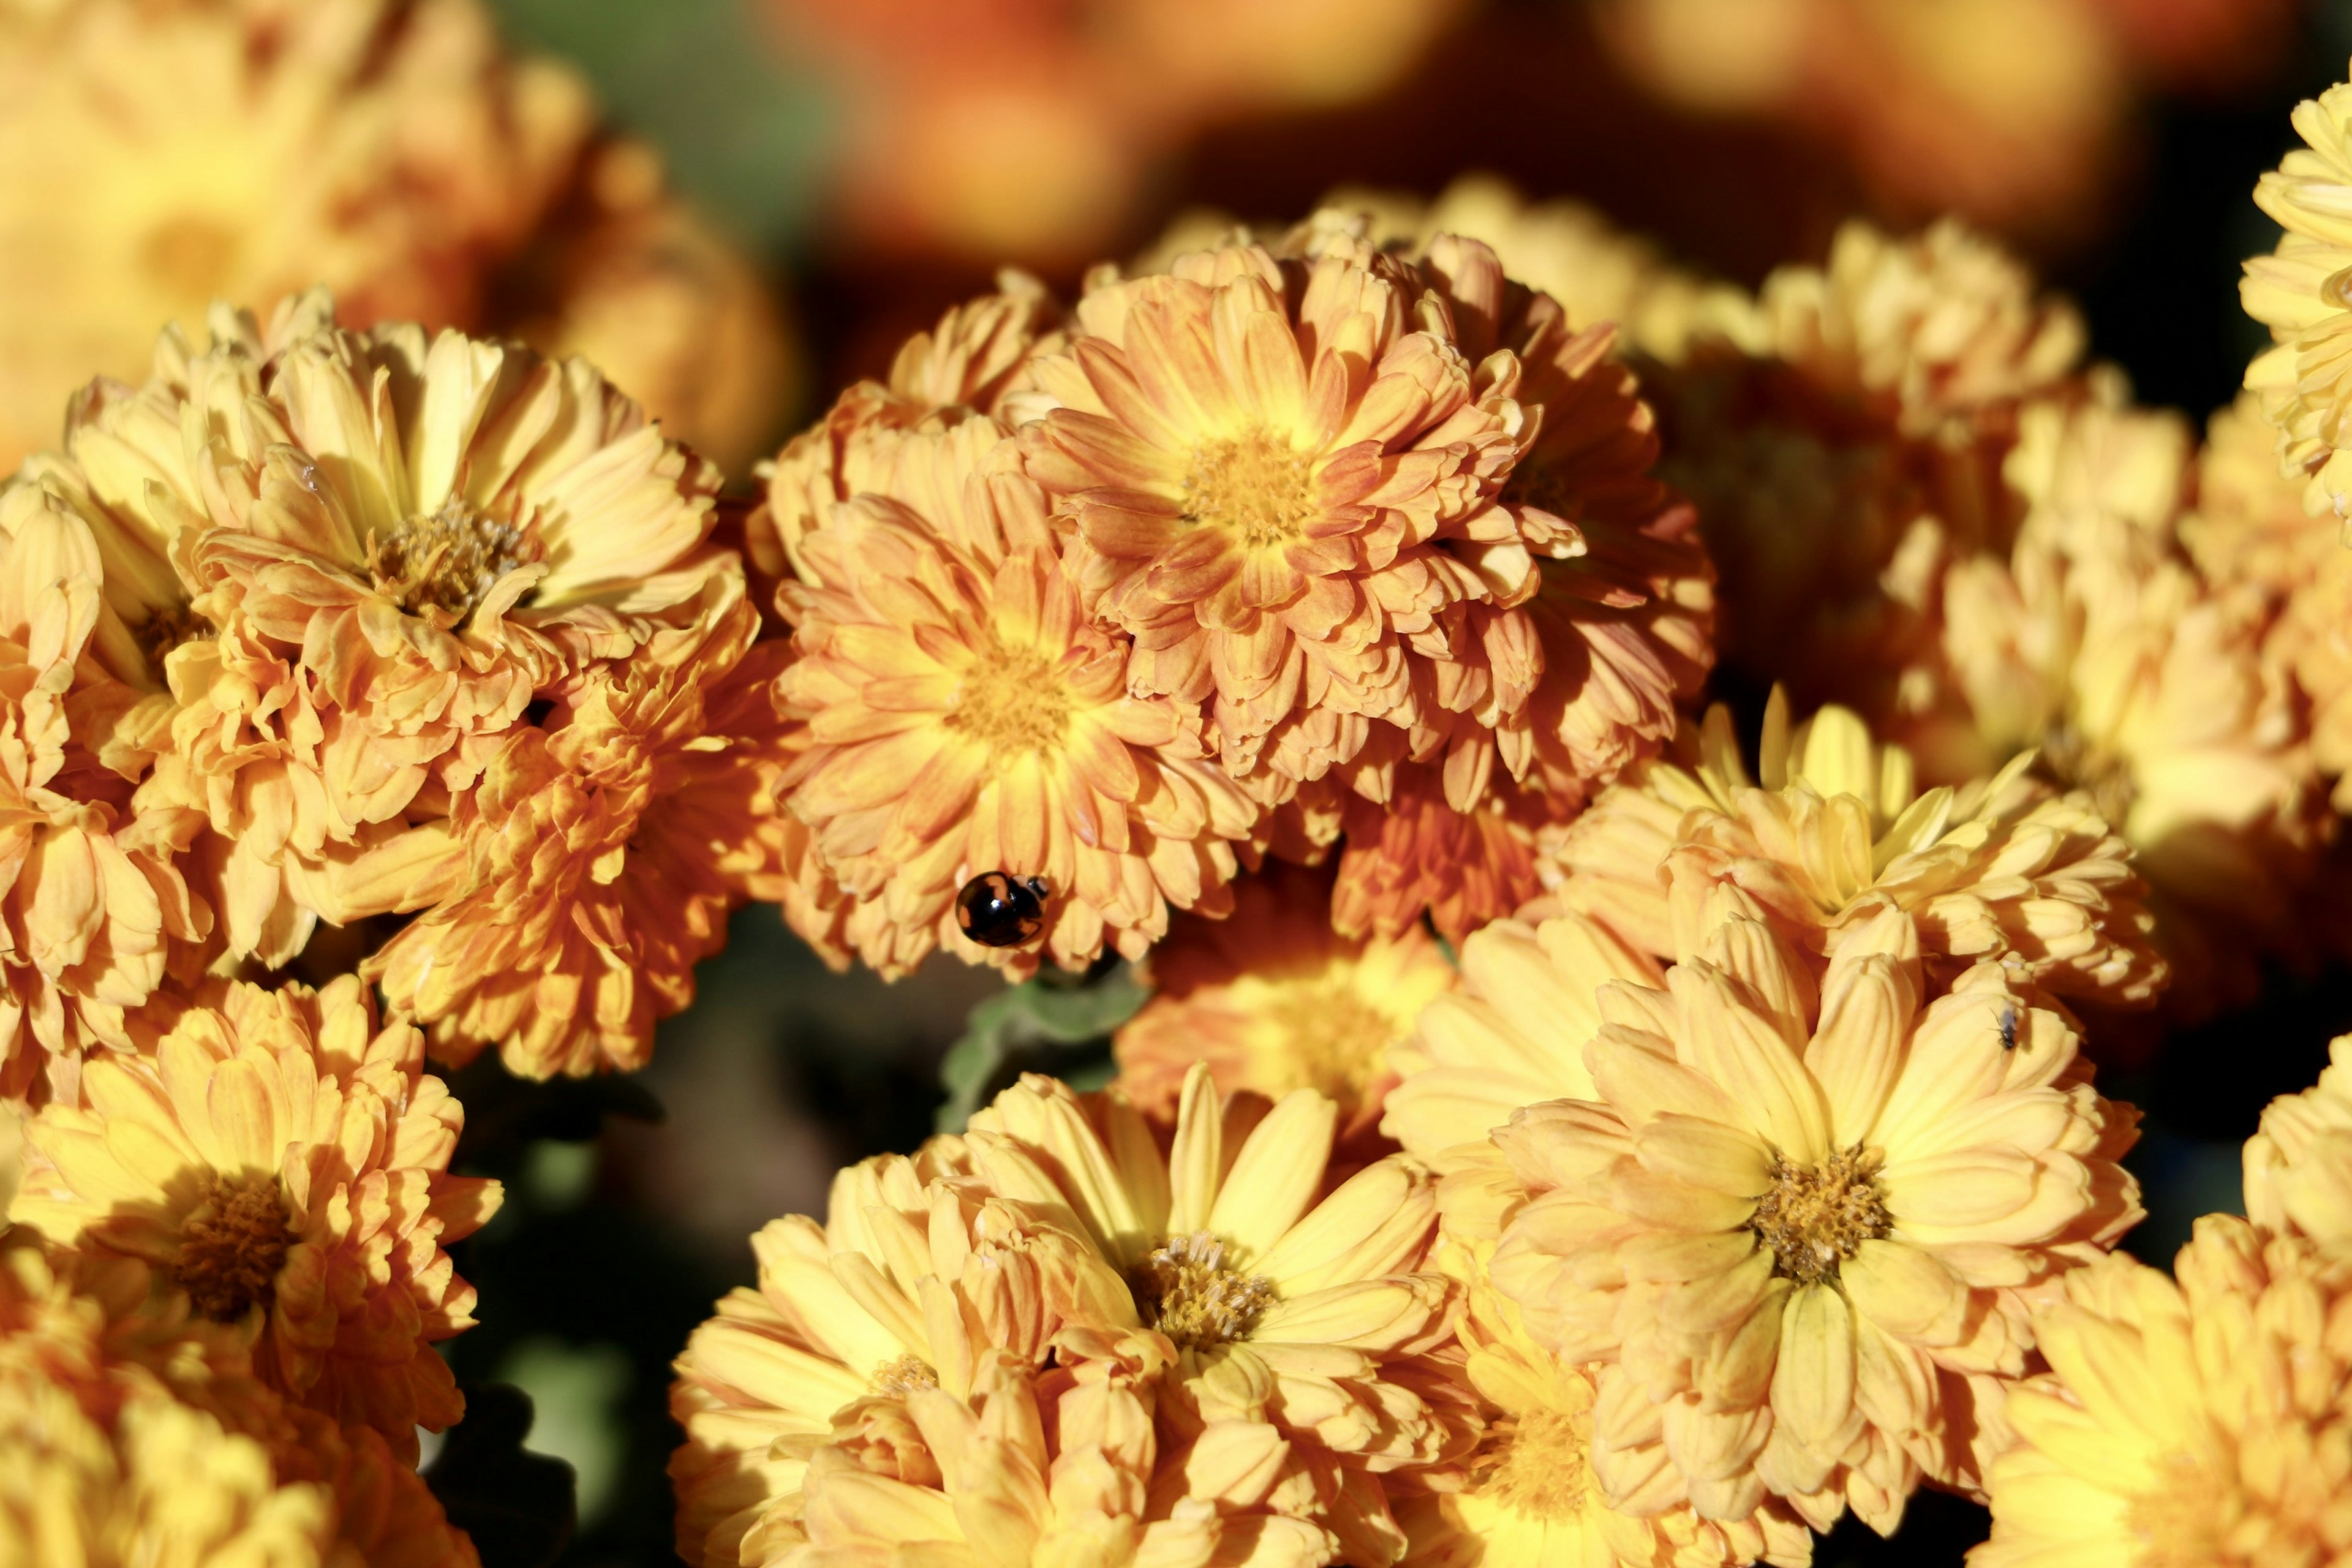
[1750, 1145, 1893, 1285]
[944, 639, 1071, 758]
[173, 1171, 293, 1322]
[368, 494, 537, 625]
[1131, 1232, 1276, 1351]
[1180, 430, 1320, 548]
[2035, 722, 2139, 828]
[1263, 981, 1395, 1101]
[1471, 1408, 1591, 1521]
[869, 1354, 939, 1397]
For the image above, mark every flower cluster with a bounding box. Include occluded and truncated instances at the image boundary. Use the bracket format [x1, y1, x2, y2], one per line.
[2, 294, 792, 1081]
[763, 209, 1713, 973]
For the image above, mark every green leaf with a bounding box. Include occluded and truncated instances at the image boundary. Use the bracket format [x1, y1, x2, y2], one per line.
[424, 1384, 578, 1568]
[935, 964, 1150, 1133]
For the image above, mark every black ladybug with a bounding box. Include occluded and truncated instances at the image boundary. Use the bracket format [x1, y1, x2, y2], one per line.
[955, 872, 1051, 948]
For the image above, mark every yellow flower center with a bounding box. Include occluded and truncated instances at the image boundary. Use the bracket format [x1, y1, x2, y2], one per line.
[173, 1172, 293, 1322]
[1471, 1408, 1592, 1522]
[1180, 430, 1320, 548]
[368, 495, 537, 625]
[2125, 1452, 2241, 1568]
[1751, 1145, 1893, 1285]
[945, 638, 1070, 760]
[1259, 977, 1396, 1103]
[1131, 1232, 1275, 1351]
[869, 1354, 940, 1397]
[141, 214, 240, 303]
[2035, 722, 2138, 828]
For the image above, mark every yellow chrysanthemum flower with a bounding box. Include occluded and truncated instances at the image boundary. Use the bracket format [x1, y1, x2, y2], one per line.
[1649, 219, 2085, 720]
[7, 976, 502, 1453]
[1543, 692, 2165, 1008]
[1975, 1216, 2352, 1568]
[1395, 1237, 1813, 1568]
[1113, 861, 1457, 1150]
[2243, 59, 2352, 518]
[1913, 394, 2328, 1020]
[0, 0, 591, 474]
[1482, 900, 2143, 1532]
[668, 1091, 1365, 1568]
[774, 417, 1258, 979]
[954, 1067, 1472, 1566]
[0, 1238, 479, 1568]
[0, 486, 206, 1104]
[361, 572, 793, 1076]
[1381, 909, 1662, 1181]
[15, 292, 727, 974]
[2244, 1035, 2352, 1257]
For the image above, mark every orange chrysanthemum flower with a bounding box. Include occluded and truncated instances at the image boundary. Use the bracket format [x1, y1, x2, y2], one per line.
[0, 1238, 479, 1567]
[363, 573, 790, 1076]
[1481, 899, 2141, 1532]
[7, 976, 502, 1453]
[0, 487, 206, 1103]
[774, 419, 1257, 979]
[1977, 1216, 2352, 1568]
[1322, 764, 1555, 945]
[1544, 694, 2165, 1009]
[1114, 861, 1456, 1149]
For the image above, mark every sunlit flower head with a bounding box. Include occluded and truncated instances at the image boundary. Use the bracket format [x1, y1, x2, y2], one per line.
[0, 0, 592, 472]
[774, 418, 1259, 980]
[2244, 61, 2352, 518]
[1484, 901, 2143, 1532]
[1544, 693, 2166, 1009]
[1650, 219, 2086, 719]
[363, 572, 788, 1076]
[1018, 219, 1701, 805]
[747, 273, 1061, 596]
[2244, 1035, 2352, 1257]
[0, 485, 206, 1104]
[20, 292, 726, 971]
[1393, 1235, 1813, 1568]
[7, 976, 502, 1454]
[1332, 173, 1750, 365]
[1114, 860, 1457, 1151]
[1915, 396, 2328, 1020]
[1975, 1216, 2352, 1568]
[953, 1066, 1472, 1565]
[0, 1238, 478, 1567]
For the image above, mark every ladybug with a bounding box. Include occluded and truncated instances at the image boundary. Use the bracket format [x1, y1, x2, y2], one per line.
[956, 872, 1051, 948]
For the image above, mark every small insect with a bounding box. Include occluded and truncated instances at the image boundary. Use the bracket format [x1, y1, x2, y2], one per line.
[1997, 1005, 2019, 1052]
[956, 872, 1052, 948]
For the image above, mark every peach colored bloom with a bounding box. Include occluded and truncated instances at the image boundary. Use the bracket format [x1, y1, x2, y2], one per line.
[7, 976, 501, 1453]
[1114, 861, 1456, 1150]
[1484, 901, 2141, 1532]
[774, 419, 1258, 979]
